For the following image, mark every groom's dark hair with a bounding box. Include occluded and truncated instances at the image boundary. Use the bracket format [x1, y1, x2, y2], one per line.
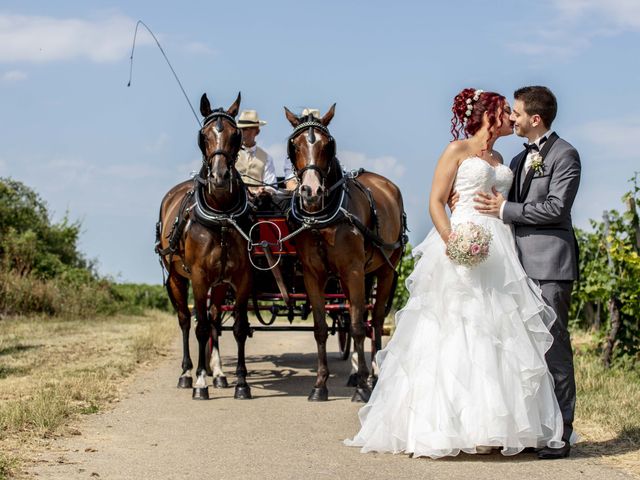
[514, 86, 557, 128]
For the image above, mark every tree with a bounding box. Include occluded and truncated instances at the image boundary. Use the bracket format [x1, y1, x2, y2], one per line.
[0, 177, 87, 278]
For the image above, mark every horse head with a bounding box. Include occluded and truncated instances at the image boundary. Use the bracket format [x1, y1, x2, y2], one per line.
[198, 92, 242, 191]
[284, 104, 336, 213]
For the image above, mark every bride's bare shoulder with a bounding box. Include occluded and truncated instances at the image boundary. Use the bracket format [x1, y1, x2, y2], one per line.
[440, 140, 470, 164]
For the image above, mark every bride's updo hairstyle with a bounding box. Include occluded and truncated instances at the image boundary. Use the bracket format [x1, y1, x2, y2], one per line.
[450, 88, 506, 140]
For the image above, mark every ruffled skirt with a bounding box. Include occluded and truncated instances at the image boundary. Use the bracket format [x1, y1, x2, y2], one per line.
[344, 214, 564, 458]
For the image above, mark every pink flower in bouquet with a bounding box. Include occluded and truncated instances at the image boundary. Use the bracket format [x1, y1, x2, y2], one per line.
[446, 222, 492, 268]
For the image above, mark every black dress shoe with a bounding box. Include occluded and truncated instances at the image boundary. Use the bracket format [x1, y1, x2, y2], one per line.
[522, 447, 539, 453]
[537, 444, 570, 459]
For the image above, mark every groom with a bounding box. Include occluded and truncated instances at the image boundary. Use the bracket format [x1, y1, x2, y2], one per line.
[475, 86, 581, 459]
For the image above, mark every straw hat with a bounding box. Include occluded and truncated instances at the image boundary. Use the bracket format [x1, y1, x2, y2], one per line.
[302, 108, 320, 119]
[237, 110, 267, 128]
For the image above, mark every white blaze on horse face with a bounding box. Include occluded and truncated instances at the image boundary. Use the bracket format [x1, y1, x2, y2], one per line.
[300, 131, 323, 196]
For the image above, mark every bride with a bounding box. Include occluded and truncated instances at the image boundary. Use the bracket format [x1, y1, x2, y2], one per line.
[344, 88, 564, 458]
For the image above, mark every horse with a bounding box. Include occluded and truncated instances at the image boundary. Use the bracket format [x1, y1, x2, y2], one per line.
[156, 92, 254, 400]
[284, 105, 407, 402]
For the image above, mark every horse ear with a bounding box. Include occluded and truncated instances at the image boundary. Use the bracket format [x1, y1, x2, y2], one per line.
[284, 107, 301, 127]
[200, 93, 212, 117]
[321, 103, 336, 126]
[227, 92, 241, 117]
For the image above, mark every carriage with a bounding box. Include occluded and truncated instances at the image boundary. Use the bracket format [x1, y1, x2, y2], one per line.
[214, 190, 373, 362]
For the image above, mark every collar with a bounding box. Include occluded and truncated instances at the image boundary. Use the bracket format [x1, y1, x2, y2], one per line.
[532, 130, 553, 148]
[243, 144, 258, 155]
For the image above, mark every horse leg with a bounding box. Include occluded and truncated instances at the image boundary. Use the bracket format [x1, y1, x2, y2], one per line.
[209, 286, 229, 388]
[166, 271, 193, 388]
[304, 271, 329, 401]
[192, 275, 212, 400]
[233, 283, 252, 400]
[340, 266, 370, 403]
[347, 275, 374, 387]
[368, 267, 396, 389]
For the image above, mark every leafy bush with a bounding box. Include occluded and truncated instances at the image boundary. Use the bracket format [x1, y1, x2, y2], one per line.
[571, 173, 640, 365]
[0, 178, 171, 318]
[391, 244, 416, 313]
[0, 178, 88, 278]
[110, 283, 172, 313]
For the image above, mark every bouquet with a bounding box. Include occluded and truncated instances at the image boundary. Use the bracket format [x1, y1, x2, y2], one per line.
[446, 222, 492, 268]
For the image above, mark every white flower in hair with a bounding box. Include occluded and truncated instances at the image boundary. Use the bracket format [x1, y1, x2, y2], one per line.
[464, 89, 484, 118]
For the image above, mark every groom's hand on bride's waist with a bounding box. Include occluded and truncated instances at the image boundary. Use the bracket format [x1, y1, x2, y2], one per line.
[447, 190, 460, 212]
[474, 188, 505, 218]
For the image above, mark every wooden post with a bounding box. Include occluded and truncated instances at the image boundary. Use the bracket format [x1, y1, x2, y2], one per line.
[601, 210, 620, 367]
[602, 298, 621, 368]
[626, 195, 640, 253]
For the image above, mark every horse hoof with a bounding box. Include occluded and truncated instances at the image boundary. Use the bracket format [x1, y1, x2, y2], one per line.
[192, 387, 210, 400]
[307, 387, 329, 402]
[177, 376, 193, 389]
[234, 385, 252, 400]
[351, 387, 371, 403]
[346, 373, 359, 387]
[213, 376, 229, 389]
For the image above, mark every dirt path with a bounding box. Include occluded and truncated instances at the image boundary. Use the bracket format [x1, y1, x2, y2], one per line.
[29, 328, 634, 480]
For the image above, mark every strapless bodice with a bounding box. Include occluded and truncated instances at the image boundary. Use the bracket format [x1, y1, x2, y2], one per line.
[452, 156, 513, 218]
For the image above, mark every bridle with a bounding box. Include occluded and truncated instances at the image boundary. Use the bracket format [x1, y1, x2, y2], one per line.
[287, 118, 337, 185]
[198, 109, 241, 193]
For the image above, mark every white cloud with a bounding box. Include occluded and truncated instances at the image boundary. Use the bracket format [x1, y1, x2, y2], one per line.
[0, 13, 151, 63]
[1, 69, 27, 82]
[566, 115, 640, 228]
[264, 143, 406, 182]
[552, 0, 640, 30]
[510, 0, 640, 58]
[570, 116, 640, 159]
[340, 150, 406, 181]
[183, 41, 216, 56]
[144, 133, 170, 154]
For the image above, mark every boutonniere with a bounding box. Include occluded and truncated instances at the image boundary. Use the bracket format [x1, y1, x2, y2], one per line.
[530, 152, 544, 175]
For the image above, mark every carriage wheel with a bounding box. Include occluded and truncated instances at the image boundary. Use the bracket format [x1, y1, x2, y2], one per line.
[337, 313, 351, 361]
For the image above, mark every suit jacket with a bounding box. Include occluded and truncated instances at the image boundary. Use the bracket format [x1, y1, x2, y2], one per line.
[502, 132, 581, 281]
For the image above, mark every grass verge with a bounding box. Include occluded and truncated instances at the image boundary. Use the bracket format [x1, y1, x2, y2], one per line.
[0, 310, 175, 478]
[573, 330, 640, 477]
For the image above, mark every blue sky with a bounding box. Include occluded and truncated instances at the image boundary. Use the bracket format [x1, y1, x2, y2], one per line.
[1, 1, 639, 284]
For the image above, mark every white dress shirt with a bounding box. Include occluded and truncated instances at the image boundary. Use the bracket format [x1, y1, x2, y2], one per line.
[499, 130, 554, 219]
[245, 144, 277, 190]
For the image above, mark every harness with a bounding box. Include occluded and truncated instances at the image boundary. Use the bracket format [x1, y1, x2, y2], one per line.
[282, 157, 409, 269]
[155, 109, 253, 284]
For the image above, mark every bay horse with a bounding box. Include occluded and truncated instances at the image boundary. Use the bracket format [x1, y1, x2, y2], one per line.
[156, 92, 254, 400]
[284, 105, 406, 402]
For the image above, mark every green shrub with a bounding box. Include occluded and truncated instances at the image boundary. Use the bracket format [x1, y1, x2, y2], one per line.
[570, 173, 640, 366]
[0, 177, 88, 278]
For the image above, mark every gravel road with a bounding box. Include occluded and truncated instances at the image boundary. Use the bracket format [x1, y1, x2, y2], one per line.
[29, 327, 634, 479]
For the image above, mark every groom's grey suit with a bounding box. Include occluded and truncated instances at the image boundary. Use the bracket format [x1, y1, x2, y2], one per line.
[502, 131, 581, 443]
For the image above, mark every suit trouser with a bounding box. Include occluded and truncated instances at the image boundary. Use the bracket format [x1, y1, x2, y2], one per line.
[538, 280, 576, 443]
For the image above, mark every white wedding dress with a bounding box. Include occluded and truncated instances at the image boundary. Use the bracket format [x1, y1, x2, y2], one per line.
[345, 157, 564, 458]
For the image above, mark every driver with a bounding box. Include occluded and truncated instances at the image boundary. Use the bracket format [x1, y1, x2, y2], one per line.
[236, 109, 277, 195]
